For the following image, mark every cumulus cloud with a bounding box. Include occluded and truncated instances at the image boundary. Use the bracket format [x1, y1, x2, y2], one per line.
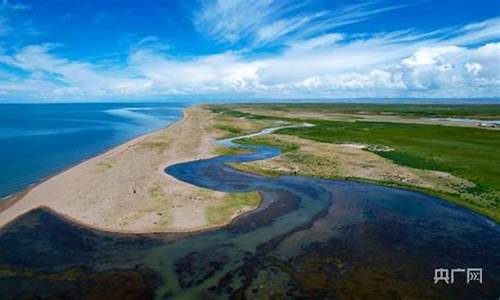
[400, 43, 500, 94]
[0, 16, 499, 100]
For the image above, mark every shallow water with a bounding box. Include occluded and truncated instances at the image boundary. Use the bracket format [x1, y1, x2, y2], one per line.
[0, 126, 498, 299]
[0, 103, 185, 199]
[437, 117, 500, 126]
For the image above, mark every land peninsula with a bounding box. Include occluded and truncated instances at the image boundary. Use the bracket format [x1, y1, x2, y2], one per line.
[0, 103, 498, 233]
[0, 106, 276, 233]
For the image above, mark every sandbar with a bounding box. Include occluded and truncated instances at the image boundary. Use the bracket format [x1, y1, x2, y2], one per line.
[0, 106, 260, 233]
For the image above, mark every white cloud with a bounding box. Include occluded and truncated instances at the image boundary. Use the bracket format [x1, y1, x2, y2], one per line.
[0, 44, 153, 97]
[402, 46, 463, 67]
[447, 17, 500, 46]
[465, 62, 483, 76]
[295, 69, 406, 90]
[194, 0, 278, 44]
[399, 43, 500, 93]
[128, 49, 263, 93]
[194, 0, 413, 47]
[0, 17, 499, 100]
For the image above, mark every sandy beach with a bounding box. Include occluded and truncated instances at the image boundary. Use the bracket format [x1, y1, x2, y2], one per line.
[0, 105, 260, 233]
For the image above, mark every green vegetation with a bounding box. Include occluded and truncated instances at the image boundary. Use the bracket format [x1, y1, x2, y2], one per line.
[213, 124, 245, 137]
[279, 121, 499, 186]
[209, 104, 500, 221]
[149, 183, 170, 226]
[209, 106, 268, 119]
[238, 137, 300, 153]
[209, 106, 296, 123]
[279, 121, 500, 220]
[214, 146, 253, 156]
[141, 140, 169, 153]
[207, 192, 261, 225]
[96, 160, 115, 170]
[227, 162, 279, 177]
[234, 103, 500, 119]
[149, 184, 167, 203]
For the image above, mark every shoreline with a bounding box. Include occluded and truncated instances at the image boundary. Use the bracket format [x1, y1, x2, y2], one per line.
[0, 113, 185, 215]
[216, 104, 500, 223]
[0, 110, 187, 233]
[4, 103, 495, 234]
[0, 105, 262, 234]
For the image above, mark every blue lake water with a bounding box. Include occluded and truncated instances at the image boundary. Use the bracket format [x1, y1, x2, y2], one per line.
[0, 103, 185, 199]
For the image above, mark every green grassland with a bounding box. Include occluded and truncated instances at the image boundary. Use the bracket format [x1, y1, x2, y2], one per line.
[214, 146, 253, 156]
[278, 121, 500, 220]
[210, 104, 500, 222]
[232, 103, 500, 119]
[207, 192, 261, 225]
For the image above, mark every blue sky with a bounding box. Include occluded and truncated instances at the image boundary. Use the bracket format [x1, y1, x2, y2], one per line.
[0, 0, 499, 101]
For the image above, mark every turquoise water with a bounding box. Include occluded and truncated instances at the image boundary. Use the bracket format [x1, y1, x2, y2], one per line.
[0, 103, 185, 199]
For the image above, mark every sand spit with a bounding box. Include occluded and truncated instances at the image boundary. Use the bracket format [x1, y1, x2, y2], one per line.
[0, 106, 259, 233]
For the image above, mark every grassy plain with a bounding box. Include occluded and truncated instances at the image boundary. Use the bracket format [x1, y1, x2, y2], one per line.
[233, 103, 500, 119]
[210, 104, 500, 222]
[207, 192, 261, 225]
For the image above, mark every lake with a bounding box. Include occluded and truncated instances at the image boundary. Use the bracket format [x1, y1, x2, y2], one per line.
[0, 103, 185, 199]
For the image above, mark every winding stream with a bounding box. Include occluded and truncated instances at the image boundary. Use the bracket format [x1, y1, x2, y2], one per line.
[0, 126, 498, 299]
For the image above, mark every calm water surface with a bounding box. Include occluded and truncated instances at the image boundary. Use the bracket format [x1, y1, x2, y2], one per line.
[0, 103, 185, 198]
